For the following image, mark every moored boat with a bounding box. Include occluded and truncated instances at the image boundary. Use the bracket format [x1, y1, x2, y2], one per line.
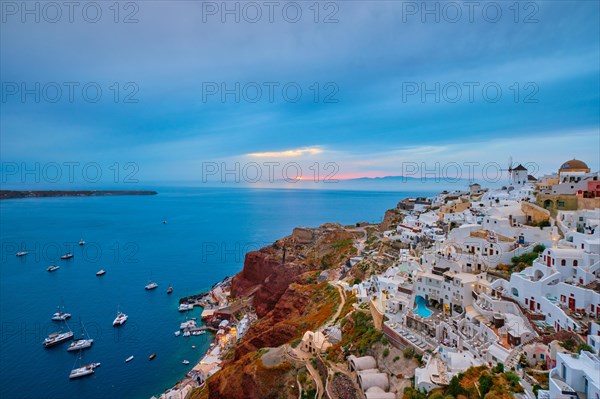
[16, 251, 28, 257]
[61, 253, 74, 260]
[67, 338, 94, 352]
[182, 360, 190, 365]
[69, 356, 100, 380]
[125, 355, 134, 363]
[113, 309, 128, 326]
[145, 281, 158, 290]
[47, 265, 60, 272]
[180, 319, 196, 330]
[149, 353, 156, 360]
[178, 303, 193, 312]
[67, 320, 94, 352]
[44, 331, 74, 348]
[96, 269, 106, 276]
[167, 286, 173, 294]
[52, 306, 72, 321]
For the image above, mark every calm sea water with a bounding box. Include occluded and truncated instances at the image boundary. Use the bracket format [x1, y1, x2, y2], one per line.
[0, 187, 432, 399]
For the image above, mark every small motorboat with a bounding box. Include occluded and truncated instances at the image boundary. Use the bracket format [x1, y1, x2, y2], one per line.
[148, 353, 156, 360]
[125, 356, 134, 363]
[180, 320, 196, 330]
[61, 253, 74, 260]
[178, 303, 193, 312]
[174, 331, 181, 337]
[167, 286, 173, 294]
[145, 282, 158, 290]
[182, 360, 190, 365]
[16, 251, 28, 257]
[191, 345, 196, 349]
[96, 269, 106, 276]
[79, 239, 85, 246]
[47, 265, 60, 272]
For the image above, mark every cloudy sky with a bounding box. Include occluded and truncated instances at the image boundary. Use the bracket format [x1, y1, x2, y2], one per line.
[1, 1, 599, 186]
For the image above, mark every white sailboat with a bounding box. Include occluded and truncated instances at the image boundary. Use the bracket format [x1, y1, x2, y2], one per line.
[51, 305, 72, 321]
[69, 350, 100, 379]
[67, 320, 94, 352]
[113, 306, 128, 326]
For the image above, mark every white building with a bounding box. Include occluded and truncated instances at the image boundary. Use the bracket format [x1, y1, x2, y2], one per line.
[548, 351, 600, 399]
[511, 164, 529, 186]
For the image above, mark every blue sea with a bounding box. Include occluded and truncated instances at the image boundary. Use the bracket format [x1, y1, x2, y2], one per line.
[0, 187, 433, 399]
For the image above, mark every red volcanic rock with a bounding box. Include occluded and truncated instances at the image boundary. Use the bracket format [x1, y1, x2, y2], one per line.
[231, 249, 304, 317]
[231, 250, 281, 297]
[234, 283, 311, 358]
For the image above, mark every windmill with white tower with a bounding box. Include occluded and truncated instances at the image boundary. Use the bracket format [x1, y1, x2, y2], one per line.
[500, 156, 528, 186]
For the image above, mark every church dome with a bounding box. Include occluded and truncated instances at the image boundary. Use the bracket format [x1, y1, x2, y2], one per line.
[559, 159, 589, 172]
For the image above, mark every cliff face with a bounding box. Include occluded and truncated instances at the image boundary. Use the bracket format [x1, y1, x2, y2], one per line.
[205, 225, 359, 399]
[207, 351, 296, 399]
[230, 225, 357, 317]
[231, 249, 303, 317]
[379, 208, 403, 232]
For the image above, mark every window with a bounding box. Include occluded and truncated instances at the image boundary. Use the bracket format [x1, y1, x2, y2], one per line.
[561, 259, 566, 266]
[573, 260, 578, 267]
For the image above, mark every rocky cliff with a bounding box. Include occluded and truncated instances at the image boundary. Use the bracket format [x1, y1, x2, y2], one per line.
[203, 224, 360, 399]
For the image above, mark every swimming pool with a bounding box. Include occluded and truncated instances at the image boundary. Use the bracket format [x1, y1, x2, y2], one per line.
[413, 295, 433, 318]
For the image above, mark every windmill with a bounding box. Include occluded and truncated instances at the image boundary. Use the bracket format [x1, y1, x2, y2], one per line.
[499, 156, 514, 184]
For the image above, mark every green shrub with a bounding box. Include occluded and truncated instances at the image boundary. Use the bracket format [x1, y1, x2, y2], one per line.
[577, 343, 594, 353]
[447, 375, 466, 397]
[504, 371, 520, 388]
[383, 348, 390, 357]
[537, 220, 551, 229]
[511, 251, 539, 267]
[478, 374, 493, 397]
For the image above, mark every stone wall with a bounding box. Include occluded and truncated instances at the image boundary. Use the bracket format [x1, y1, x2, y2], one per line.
[521, 202, 550, 224]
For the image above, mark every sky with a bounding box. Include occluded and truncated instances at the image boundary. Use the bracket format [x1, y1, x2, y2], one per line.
[1, 0, 599, 188]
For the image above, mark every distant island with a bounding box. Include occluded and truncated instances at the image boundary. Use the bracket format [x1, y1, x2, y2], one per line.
[0, 190, 158, 200]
